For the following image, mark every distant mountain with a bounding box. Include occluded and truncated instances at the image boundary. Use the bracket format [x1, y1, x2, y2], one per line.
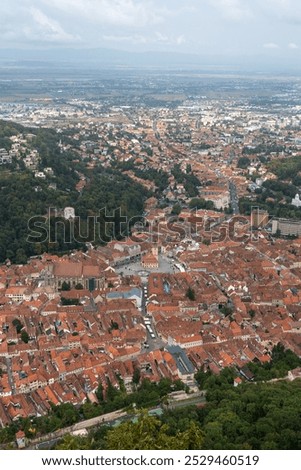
[0, 47, 300, 74]
[0, 47, 201, 68]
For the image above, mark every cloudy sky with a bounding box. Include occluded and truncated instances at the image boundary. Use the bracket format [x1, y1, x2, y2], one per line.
[1, 0, 301, 62]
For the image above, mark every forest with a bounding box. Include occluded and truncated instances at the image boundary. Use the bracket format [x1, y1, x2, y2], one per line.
[0, 121, 148, 263]
[268, 155, 301, 186]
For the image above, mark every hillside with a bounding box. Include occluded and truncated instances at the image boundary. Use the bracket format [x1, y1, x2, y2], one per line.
[0, 120, 148, 263]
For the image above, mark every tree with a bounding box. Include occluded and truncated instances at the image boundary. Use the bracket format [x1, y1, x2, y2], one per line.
[109, 321, 119, 331]
[186, 286, 196, 301]
[15, 248, 27, 265]
[189, 198, 214, 210]
[12, 318, 23, 334]
[105, 411, 203, 450]
[61, 281, 71, 291]
[81, 402, 103, 420]
[56, 434, 90, 450]
[96, 383, 104, 403]
[249, 309, 256, 319]
[219, 304, 233, 317]
[21, 330, 29, 343]
[237, 156, 251, 169]
[181, 421, 204, 450]
[133, 367, 141, 386]
[61, 297, 80, 306]
[53, 403, 80, 426]
[171, 203, 182, 215]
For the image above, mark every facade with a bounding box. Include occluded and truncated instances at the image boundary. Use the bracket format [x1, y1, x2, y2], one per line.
[15, 430, 26, 449]
[292, 194, 301, 208]
[251, 209, 269, 228]
[141, 253, 159, 269]
[272, 218, 301, 237]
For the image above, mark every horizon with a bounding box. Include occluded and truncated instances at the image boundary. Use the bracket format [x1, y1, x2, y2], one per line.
[0, 1, 300, 74]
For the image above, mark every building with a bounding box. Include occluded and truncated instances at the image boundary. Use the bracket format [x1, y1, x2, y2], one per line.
[166, 345, 195, 383]
[64, 207, 76, 220]
[272, 218, 301, 237]
[292, 194, 301, 208]
[106, 287, 142, 309]
[15, 430, 26, 449]
[251, 209, 269, 228]
[50, 261, 105, 291]
[5, 286, 31, 302]
[141, 251, 159, 269]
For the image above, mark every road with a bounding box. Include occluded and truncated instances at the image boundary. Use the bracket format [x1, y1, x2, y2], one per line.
[5, 357, 15, 395]
[141, 285, 167, 351]
[29, 409, 128, 449]
[29, 391, 207, 449]
[229, 181, 239, 215]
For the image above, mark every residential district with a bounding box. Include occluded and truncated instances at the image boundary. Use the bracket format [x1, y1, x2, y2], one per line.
[1, 73, 301, 429]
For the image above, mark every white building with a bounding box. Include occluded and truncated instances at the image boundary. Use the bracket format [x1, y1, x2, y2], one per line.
[292, 194, 301, 208]
[64, 207, 75, 220]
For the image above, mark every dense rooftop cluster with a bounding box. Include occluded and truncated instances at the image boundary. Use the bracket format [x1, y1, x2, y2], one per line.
[1, 74, 301, 429]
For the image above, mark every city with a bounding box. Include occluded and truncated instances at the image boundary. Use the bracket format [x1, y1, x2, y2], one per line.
[0, 68, 301, 449]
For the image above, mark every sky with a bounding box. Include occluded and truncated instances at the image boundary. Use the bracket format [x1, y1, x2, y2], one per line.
[1, 0, 301, 67]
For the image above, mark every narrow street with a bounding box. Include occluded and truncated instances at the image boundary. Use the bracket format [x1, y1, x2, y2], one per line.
[5, 357, 15, 396]
[229, 181, 239, 215]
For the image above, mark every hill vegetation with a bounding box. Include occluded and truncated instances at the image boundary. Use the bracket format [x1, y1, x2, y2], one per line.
[53, 378, 301, 450]
[0, 121, 148, 263]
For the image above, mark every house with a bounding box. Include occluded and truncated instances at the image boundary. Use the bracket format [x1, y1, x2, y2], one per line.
[15, 430, 26, 449]
[166, 345, 195, 383]
[5, 286, 29, 302]
[106, 287, 142, 309]
[234, 377, 242, 387]
[239, 366, 254, 381]
[141, 253, 159, 269]
[288, 367, 301, 381]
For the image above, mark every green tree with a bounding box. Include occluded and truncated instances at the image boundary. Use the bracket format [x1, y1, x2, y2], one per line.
[61, 281, 71, 291]
[249, 309, 256, 319]
[171, 203, 182, 215]
[96, 383, 104, 403]
[237, 156, 251, 169]
[133, 368, 141, 386]
[12, 318, 23, 334]
[189, 198, 214, 210]
[186, 286, 196, 301]
[56, 434, 90, 450]
[21, 330, 29, 343]
[105, 412, 203, 450]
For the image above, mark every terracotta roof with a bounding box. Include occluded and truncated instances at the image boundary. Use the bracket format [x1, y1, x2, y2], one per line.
[54, 261, 82, 277]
